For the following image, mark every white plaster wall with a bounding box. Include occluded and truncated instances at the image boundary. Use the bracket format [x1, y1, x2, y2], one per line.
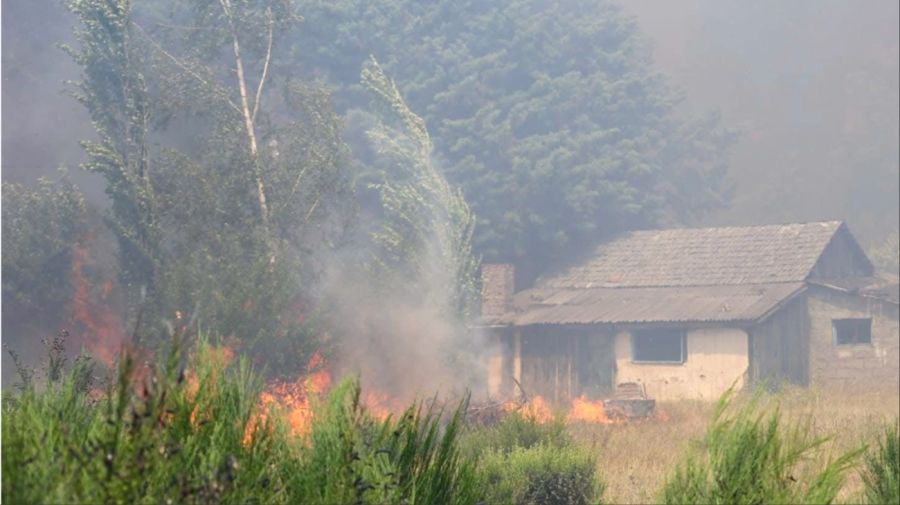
[614, 326, 748, 401]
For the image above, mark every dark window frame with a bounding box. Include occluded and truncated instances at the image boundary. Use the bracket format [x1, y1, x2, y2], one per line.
[631, 328, 687, 364]
[832, 318, 872, 346]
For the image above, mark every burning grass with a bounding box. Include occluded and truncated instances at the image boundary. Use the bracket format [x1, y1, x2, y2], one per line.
[3, 334, 897, 504]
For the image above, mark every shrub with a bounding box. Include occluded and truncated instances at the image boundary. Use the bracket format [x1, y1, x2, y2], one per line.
[284, 380, 481, 505]
[479, 443, 603, 505]
[461, 410, 570, 457]
[2, 333, 481, 505]
[2, 333, 285, 505]
[862, 420, 900, 504]
[659, 388, 862, 505]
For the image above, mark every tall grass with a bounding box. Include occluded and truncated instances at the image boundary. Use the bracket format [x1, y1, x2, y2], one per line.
[462, 411, 606, 504]
[658, 388, 863, 505]
[861, 420, 900, 504]
[282, 380, 480, 505]
[2, 334, 480, 505]
[6, 334, 894, 505]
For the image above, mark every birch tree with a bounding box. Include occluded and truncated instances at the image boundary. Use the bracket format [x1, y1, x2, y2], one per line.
[64, 0, 353, 359]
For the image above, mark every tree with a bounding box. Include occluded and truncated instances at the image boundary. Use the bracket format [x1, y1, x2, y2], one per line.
[362, 57, 479, 321]
[290, 0, 735, 281]
[2, 177, 88, 331]
[64, 0, 354, 364]
[64, 0, 161, 313]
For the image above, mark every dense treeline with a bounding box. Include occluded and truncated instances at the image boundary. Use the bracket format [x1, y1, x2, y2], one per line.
[2, 0, 737, 364]
[289, 0, 735, 280]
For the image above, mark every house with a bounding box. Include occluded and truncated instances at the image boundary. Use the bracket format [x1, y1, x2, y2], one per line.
[481, 221, 899, 402]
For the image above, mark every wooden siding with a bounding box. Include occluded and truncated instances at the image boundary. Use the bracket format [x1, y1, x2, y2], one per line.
[748, 294, 810, 386]
[519, 326, 579, 404]
[808, 225, 873, 279]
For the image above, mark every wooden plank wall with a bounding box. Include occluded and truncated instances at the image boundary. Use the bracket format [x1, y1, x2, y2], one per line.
[749, 294, 810, 387]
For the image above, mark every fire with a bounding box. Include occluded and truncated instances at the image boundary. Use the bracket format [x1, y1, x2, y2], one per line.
[506, 395, 645, 426]
[68, 241, 125, 366]
[259, 380, 315, 435]
[244, 351, 332, 445]
[304, 352, 331, 394]
[567, 396, 621, 425]
[515, 395, 555, 424]
[361, 391, 407, 421]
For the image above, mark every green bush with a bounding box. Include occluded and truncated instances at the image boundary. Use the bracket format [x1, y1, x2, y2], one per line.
[283, 380, 480, 505]
[659, 388, 862, 505]
[2, 333, 281, 505]
[459, 410, 603, 505]
[479, 443, 603, 505]
[2, 333, 481, 505]
[862, 420, 900, 504]
[461, 410, 570, 457]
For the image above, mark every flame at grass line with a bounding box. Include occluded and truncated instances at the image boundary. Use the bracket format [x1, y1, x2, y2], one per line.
[508, 395, 668, 425]
[68, 242, 125, 366]
[362, 391, 408, 421]
[248, 352, 330, 439]
[567, 396, 620, 424]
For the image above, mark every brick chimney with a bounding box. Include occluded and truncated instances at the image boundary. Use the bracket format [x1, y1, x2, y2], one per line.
[481, 263, 515, 320]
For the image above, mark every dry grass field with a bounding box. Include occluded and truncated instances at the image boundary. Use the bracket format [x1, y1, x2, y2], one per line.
[569, 387, 900, 504]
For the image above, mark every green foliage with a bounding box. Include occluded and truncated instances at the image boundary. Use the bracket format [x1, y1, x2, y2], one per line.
[479, 444, 603, 505]
[292, 0, 735, 278]
[1, 177, 88, 322]
[461, 410, 570, 456]
[862, 420, 900, 504]
[461, 411, 601, 505]
[2, 335, 480, 505]
[63, 0, 355, 360]
[287, 381, 480, 505]
[2, 332, 278, 504]
[361, 56, 479, 320]
[659, 389, 862, 505]
[63, 0, 161, 303]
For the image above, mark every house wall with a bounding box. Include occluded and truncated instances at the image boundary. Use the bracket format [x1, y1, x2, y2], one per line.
[749, 294, 809, 386]
[519, 326, 579, 404]
[809, 226, 873, 279]
[808, 287, 900, 389]
[614, 326, 748, 400]
[487, 329, 516, 398]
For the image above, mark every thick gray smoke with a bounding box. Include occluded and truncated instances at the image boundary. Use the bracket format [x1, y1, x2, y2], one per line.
[624, 0, 899, 243]
[322, 259, 488, 405]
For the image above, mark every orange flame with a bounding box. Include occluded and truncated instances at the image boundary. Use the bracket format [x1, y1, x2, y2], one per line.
[566, 396, 621, 425]
[361, 391, 408, 421]
[505, 395, 656, 426]
[517, 395, 555, 424]
[244, 351, 332, 445]
[68, 242, 125, 366]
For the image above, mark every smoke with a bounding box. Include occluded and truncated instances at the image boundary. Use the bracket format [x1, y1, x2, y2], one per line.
[1, 0, 108, 204]
[322, 258, 488, 403]
[306, 56, 488, 404]
[623, 0, 899, 243]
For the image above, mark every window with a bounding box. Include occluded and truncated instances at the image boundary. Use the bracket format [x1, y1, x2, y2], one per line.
[631, 329, 686, 363]
[833, 318, 872, 345]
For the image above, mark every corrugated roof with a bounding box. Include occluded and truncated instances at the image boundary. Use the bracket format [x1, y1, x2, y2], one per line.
[539, 221, 843, 289]
[497, 283, 806, 325]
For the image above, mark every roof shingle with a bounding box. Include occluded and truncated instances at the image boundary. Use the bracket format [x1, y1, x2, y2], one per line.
[539, 221, 843, 289]
[500, 283, 806, 325]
